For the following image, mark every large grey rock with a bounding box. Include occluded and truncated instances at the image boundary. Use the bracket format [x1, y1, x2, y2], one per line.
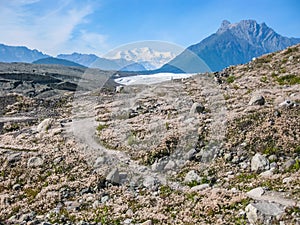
[27, 157, 44, 168]
[37, 118, 54, 133]
[184, 170, 202, 184]
[190, 102, 205, 114]
[251, 153, 269, 172]
[106, 168, 120, 185]
[143, 176, 158, 190]
[249, 94, 265, 106]
[245, 202, 285, 224]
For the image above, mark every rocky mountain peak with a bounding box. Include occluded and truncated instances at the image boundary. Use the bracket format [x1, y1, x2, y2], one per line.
[217, 19, 231, 33]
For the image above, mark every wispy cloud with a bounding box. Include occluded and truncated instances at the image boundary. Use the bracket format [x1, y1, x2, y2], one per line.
[0, 0, 108, 56]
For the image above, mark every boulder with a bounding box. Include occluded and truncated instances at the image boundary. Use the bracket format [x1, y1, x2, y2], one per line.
[106, 168, 120, 185]
[143, 176, 158, 190]
[184, 170, 202, 184]
[116, 86, 124, 93]
[37, 118, 54, 133]
[190, 102, 205, 114]
[251, 153, 269, 172]
[249, 94, 265, 106]
[27, 157, 44, 168]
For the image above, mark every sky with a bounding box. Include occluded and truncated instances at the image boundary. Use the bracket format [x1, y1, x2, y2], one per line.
[0, 0, 299, 57]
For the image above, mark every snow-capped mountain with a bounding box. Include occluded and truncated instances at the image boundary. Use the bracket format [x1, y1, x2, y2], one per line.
[106, 47, 177, 70]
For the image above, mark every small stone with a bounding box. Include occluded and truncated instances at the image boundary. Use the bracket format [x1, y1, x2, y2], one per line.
[270, 162, 278, 170]
[27, 157, 44, 168]
[126, 208, 133, 217]
[239, 162, 248, 170]
[124, 218, 132, 224]
[184, 170, 202, 184]
[283, 177, 292, 184]
[80, 187, 91, 195]
[190, 102, 205, 114]
[249, 94, 265, 106]
[224, 153, 233, 161]
[268, 154, 277, 162]
[251, 153, 269, 172]
[106, 168, 120, 185]
[92, 200, 100, 209]
[288, 56, 293, 61]
[12, 184, 21, 191]
[101, 195, 109, 203]
[231, 156, 239, 164]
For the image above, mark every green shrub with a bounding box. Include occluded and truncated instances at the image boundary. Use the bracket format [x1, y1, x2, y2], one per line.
[276, 74, 300, 85]
[226, 76, 236, 83]
[97, 123, 108, 132]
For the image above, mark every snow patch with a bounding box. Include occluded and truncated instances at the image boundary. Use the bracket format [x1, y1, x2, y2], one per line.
[115, 73, 196, 85]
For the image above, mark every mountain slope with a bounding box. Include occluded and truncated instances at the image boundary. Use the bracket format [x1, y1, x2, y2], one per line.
[161, 20, 300, 72]
[0, 43, 49, 63]
[32, 57, 85, 68]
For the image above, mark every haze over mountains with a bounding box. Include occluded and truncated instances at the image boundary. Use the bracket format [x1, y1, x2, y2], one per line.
[1, 19, 300, 72]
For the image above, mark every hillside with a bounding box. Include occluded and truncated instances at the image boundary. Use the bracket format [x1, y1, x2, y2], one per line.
[0, 44, 299, 224]
[33, 57, 86, 68]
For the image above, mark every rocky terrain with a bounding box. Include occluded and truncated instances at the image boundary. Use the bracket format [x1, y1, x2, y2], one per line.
[0, 44, 299, 224]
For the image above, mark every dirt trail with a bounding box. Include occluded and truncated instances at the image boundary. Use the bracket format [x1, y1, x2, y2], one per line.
[66, 91, 179, 189]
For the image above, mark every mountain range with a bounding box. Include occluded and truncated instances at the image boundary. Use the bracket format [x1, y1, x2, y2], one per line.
[161, 20, 300, 72]
[105, 47, 177, 70]
[0, 44, 48, 63]
[1, 19, 300, 72]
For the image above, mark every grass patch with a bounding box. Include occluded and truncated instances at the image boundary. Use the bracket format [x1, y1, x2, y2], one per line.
[226, 76, 236, 83]
[97, 123, 109, 132]
[260, 76, 268, 83]
[276, 74, 300, 85]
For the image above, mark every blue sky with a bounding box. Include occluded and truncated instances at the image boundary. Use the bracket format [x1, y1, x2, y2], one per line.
[0, 0, 299, 56]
